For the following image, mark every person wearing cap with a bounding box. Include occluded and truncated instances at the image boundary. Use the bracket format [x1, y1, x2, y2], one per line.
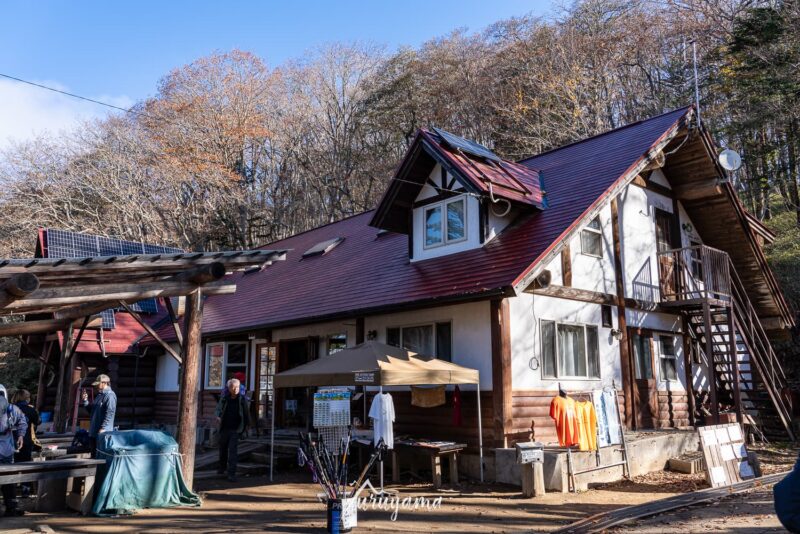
[80, 374, 117, 457]
[0, 385, 27, 516]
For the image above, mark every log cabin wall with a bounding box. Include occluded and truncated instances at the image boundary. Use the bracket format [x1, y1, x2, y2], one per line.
[40, 352, 157, 429]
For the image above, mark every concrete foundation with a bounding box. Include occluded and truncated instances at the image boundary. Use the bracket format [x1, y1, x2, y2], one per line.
[493, 429, 700, 492]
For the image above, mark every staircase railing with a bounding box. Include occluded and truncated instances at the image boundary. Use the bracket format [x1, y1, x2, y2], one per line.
[728, 260, 795, 441]
[658, 245, 731, 303]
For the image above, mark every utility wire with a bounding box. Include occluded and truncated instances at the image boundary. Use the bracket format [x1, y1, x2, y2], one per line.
[0, 73, 134, 114]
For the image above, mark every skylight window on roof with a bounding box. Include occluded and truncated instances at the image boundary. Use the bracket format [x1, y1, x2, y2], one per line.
[302, 237, 344, 258]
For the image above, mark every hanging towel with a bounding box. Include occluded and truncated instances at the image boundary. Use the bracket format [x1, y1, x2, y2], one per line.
[576, 400, 598, 451]
[410, 385, 446, 408]
[452, 385, 463, 427]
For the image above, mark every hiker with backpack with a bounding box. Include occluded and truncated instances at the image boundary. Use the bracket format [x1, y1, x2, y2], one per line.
[0, 386, 28, 517]
[214, 377, 251, 482]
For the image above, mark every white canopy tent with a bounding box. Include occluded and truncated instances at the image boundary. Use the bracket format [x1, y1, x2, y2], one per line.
[270, 340, 484, 483]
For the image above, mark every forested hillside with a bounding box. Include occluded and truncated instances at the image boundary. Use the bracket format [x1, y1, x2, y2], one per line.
[0, 1, 797, 325]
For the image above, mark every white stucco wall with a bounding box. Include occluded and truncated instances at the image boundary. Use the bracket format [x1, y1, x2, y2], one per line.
[509, 292, 622, 392]
[364, 300, 493, 390]
[272, 319, 357, 359]
[155, 343, 183, 392]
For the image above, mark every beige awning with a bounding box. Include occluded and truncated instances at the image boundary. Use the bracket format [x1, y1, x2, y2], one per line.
[273, 340, 479, 388]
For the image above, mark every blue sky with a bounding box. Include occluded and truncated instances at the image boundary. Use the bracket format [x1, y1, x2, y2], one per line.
[0, 1, 554, 147]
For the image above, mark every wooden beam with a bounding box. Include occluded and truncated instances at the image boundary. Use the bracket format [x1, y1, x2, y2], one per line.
[3, 279, 235, 313]
[673, 180, 722, 201]
[611, 197, 635, 430]
[177, 289, 203, 490]
[118, 301, 182, 364]
[681, 315, 696, 427]
[50, 280, 236, 321]
[530, 285, 615, 305]
[66, 316, 92, 362]
[175, 262, 226, 285]
[490, 298, 512, 448]
[0, 315, 101, 337]
[561, 244, 572, 287]
[630, 174, 674, 199]
[0, 273, 40, 307]
[162, 297, 184, 349]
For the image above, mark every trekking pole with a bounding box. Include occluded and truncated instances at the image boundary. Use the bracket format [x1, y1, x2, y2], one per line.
[351, 440, 385, 492]
[339, 427, 352, 497]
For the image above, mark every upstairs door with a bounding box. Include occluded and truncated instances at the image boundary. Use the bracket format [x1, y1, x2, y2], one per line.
[655, 209, 678, 300]
[630, 330, 660, 429]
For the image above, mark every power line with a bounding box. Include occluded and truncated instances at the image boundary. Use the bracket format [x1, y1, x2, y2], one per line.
[0, 73, 134, 114]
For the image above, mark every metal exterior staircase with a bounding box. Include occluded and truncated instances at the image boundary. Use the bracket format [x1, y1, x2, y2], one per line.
[659, 245, 795, 441]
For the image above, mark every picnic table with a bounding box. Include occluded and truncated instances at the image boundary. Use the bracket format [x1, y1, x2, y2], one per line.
[351, 437, 465, 489]
[0, 458, 104, 514]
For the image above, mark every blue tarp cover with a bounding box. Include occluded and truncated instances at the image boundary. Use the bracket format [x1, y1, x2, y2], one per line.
[93, 429, 201, 516]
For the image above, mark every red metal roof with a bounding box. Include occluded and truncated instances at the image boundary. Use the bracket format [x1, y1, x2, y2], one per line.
[171, 107, 691, 337]
[65, 308, 168, 355]
[419, 129, 546, 208]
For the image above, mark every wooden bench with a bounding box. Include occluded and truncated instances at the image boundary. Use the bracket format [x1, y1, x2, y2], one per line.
[0, 458, 105, 515]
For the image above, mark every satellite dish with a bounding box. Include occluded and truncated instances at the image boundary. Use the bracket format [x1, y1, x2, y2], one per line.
[719, 149, 742, 171]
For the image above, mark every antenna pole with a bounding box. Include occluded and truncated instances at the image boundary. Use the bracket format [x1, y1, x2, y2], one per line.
[692, 39, 701, 126]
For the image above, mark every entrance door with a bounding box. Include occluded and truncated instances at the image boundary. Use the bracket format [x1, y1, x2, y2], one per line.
[276, 338, 314, 428]
[254, 343, 278, 432]
[630, 330, 660, 429]
[655, 209, 678, 300]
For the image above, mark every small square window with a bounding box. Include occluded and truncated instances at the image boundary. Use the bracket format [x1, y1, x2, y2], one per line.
[581, 216, 603, 257]
[601, 305, 613, 328]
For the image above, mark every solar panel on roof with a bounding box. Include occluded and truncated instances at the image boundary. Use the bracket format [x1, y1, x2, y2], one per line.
[432, 127, 501, 162]
[44, 229, 183, 327]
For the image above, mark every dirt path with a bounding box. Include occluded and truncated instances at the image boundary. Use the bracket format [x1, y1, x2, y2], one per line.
[2, 471, 683, 534]
[610, 484, 786, 533]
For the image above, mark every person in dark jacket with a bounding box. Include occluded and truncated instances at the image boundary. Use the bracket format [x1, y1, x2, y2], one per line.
[214, 378, 250, 482]
[775, 452, 800, 532]
[0, 389, 27, 516]
[80, 374, 117, 457]
[12, 390, 40, 498]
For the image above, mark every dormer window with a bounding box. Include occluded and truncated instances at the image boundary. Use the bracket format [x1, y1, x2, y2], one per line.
[424, 197, 466, 248]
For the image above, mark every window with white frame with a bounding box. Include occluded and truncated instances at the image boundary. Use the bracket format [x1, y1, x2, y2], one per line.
[659, 336, 678, 381]
[386, 322, 452, 361]
[424, 197, 466, 248]
[581, 216, 603, 257]
[541, 320, 600, 378]
[204, 341, 248, 389]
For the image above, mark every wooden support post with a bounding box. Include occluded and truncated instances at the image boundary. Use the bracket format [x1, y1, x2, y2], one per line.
[611, 197, 634, 429]
[703, 302, 719, 423]
[522, 463, 546, 497]
[177, 289, 203, 490]
[490, 298, 512, 448]
[561, 244, 572, 287]
[681, 315, 696, 426]
[53, 324, 74, 433]
[728, 306, 743, 424]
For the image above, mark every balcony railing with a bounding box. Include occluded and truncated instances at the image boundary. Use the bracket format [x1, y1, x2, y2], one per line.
[657, 245, 731, 305]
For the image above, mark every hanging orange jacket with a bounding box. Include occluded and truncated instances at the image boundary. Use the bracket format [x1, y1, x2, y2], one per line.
[549, 395, 580, 447]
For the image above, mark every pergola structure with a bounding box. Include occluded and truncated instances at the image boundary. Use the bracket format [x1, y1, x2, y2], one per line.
[0, 249, 286, 488]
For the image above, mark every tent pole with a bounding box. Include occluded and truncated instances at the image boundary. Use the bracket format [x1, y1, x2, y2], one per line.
[270, 388, 275, 482]
[379, 385, 384, 494]
[477, 374, 484, 483]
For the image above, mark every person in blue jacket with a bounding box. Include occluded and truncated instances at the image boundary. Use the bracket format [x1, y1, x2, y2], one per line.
[80, 374, 117, 457]
[0, 387, 28, 517]
[775, 451, 800, 533]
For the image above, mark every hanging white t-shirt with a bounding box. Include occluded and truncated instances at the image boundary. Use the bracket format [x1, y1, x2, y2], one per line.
[368, 392, 395, 449]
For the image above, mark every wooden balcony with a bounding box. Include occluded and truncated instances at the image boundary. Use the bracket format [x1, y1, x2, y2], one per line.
[658, 245, 731, 307]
